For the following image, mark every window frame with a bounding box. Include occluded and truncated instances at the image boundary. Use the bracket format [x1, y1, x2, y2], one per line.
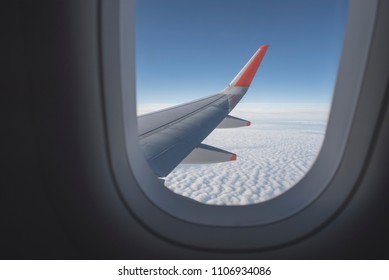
[100, 0, 388, 250]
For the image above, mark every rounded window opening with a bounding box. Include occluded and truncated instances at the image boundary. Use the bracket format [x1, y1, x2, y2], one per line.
[135, 0, 348, 205]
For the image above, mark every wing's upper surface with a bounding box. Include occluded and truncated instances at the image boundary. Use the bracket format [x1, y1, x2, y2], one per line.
[137, 45, 268, 177]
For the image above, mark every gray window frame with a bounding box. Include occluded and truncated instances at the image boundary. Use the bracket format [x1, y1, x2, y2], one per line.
[100, 0, 389, 250]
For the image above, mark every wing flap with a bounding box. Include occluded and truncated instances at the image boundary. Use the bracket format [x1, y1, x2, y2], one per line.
[182, 143, 237, 164]
[217, 115, 251, 128]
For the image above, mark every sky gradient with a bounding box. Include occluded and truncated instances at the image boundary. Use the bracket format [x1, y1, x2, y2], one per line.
[136, 0, 349, 105]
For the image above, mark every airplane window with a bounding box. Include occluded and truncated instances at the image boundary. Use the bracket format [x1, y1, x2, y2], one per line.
[135, 0, 348, 205]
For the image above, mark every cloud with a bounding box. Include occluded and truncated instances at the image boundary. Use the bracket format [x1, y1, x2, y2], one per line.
[138, 103, 329, 205]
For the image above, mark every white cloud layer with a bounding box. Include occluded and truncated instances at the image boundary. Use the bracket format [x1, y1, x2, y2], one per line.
[138, 103, 329, 205]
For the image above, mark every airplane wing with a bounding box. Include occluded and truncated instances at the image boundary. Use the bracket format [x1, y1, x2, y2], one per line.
[137, 45, 269, 177]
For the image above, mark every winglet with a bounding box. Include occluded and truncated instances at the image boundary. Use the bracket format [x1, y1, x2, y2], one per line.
[229, 44, 268, 87]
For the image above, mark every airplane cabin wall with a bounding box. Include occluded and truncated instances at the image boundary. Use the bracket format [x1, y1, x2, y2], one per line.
[1, 0, 389, 259]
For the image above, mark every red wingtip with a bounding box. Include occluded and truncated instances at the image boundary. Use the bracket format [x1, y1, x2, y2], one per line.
[230, 153, 237, 161]
[235, 44, 269, 87]
[246, 121, 251, 126]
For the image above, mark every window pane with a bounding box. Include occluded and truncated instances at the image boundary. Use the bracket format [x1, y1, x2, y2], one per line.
[136, 0, 348, 205]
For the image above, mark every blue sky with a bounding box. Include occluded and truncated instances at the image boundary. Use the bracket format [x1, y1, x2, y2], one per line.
[136, 0, 349, 105]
